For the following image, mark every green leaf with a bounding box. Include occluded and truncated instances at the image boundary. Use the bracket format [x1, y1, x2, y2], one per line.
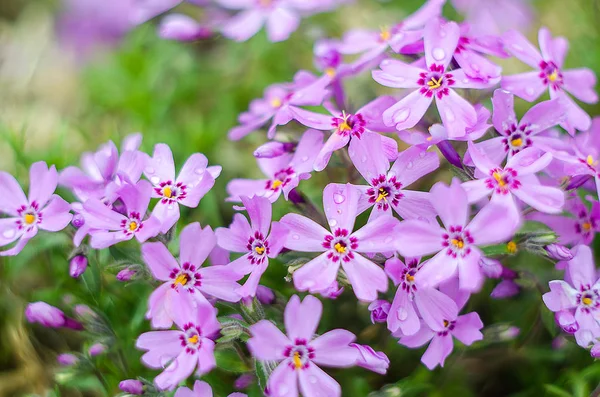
[215, 348, 250, 373]
[543, 384, 572, 397]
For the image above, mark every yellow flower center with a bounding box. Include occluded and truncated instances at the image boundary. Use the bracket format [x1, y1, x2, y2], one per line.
[443, 320, 449, 327]
[24, 213, 35, 225]
[507, 241, 517, 254]
[493, 171, 506, 187]
[325, 68, 336, 78]
[334, 242, 346, 253]
[406, 274, 415, 282]
[427, 77, 443, 90]
[587, 155, 596, 167]
[271, 180, 283, 189]
[451, 238, 464, 249]
[376, 188, 389, 203]
[188, 335, 199, 344]
[583, 222, 592, 231]
[128, 221, 138, 231]
[511, 137, 523, 147]
[270, 98, 282, 108]
[175, 273, 189, 286]
[379, 27, 391, 42]
[255, 246, 265, 255]
[163, 186, 172, 198]
[582, 297, 593, 306]
[548, 70, 559, 82]
[293, 351, 303, 369]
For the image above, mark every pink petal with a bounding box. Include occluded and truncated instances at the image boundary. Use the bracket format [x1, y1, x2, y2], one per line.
[491, 89, 518, 134]
[415, 251, 459, 289]
[384, 257, 407, 286]
[280, 213, 329, 252]
[284, 295, 322, 341]
[342, 254, 388, 302]
[436, 89, 477, 138]
[457, 249, 484, 291]
[513, 177, 564, 214]
[393, 190, 437, 221]
[292, 253, 338, 292]
[389, 146, 439, 188]
[348, 133, 390, 183]
[372, 59, 423, 88]
[382, 90, 433, 131]
[151, 201, 180, 233]
[542, 280, 577, 312]
[0, 218, 23, 247]
[352, 216, 399, 253]
[155, 352, 197, 391]
[563, 68, 599, 104]
[135, 216, 162, 243]
[177, 153, 211, 190]
[298, 363, 341, 397]
[288, 107, 332, 130]
[501, 71, 546, 102]
[142, 242, 179, 281]
[313, 133, 350, 172]
[267, 221, 289, 258]
[90, 231, 131, 249]
[267, 362, 299, 397]
[468, 137, 506, 168]
[180, 223, 215, 267]
[0, 171, 27, 216]
[421, 334, 453, 369]
[247, 320, 290, 361]
[388, 288, 420, 335]
[28, 162, 58, 208]
[424, 19, 459, 70]
[451, 312, 483, 345]
[147, 283, 174, 329]
[398, 323, 434, 347]
[266, 7, 299, 42]
[290, 129, 325, 174]
[467, 200, 520, 245]
[216, 214, 252, 253]
[311, 329, 357, 367]
[221, 9, 265, 42]
[461, 179, 490, 203]
[520, 97, 568, 135]
[467, 139, 499, 174]
[414, 288, 459, 332]
[38, 196, 72, 232]
[241, 194, 274, 233]
[226, 179, 270, 202]
[395, 220, 445, 257]
[430, 179, 469, 228]
[502, 30, 543, 69]
[118, 180, 152, 215]
[82, 198, 124, 229]
[236, 261, 268, 298]
[197, 266, 242, 302]
[552, 89, 592, 134]
[358, 96, 401, 133]
[136, 330, 183, 368]
[145, 144, 175, 184]
[568, 245, 597, 290]
[323, 183, 359, 233]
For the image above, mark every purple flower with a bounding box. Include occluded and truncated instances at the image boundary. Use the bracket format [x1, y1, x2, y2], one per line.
[119, 379, 144, 395]
[385, 257, 459, 336]
[490, 279, 519, 299]
[0, 162, 72, 256]
[69, 255, 88, 278]
[228, 71, 329, 140]
[543, 245, 600, 347]
[143, 223, 241, 328]
[372, 19, 498, 138]
[281, 183, 398, 301]
[216, 196, 289, 298]
[144, 144, 221, 232]
[136, 298, 219, 391]
[57, 353, 79, 366]
[254, 141, 296, 159]
[463, 142, 564, 215]
[479, 257, 503, 278]
[395, 179, 520, 291]
[25, 302, 82, 330]
[235, 374, 254, 390]
[227, 130, 324, 203]
[350, 343, 390, 375]
[545, 244, 574, 261]
[248, 295, 358, 397]
[591, 343, 600, 359]
[349, 133, 439, 222]
[175, 380, 248, 397]
[82, 180, 161, 249]
[452, 24, 508, 82]
[116, 267, 137, 282]
[256, 285, 276, 305]
[288, 97, 399, 171]
[398, 292, 483, 369]
[158, 14, 213, 41]
[451, 0, 533, 36]
[501, 27, 598, 134]
[88, 343, 107, 356]
[368, 300, 391, 324]
[469, 90, 566, 164]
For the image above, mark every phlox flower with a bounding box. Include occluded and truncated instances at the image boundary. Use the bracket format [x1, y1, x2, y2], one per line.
[144, 144, 221, 232]
[215, 195, 289, 297]
[398, 284, 483, 369]
[281, 183, 399, 301]
[248, 295, 359, 397]
[136, 298, 219, 391]
[25, 302, 82, 330]
[82, 180, 161, 248]
[469, 89, 567, 165]
[349, 132, 439, 222]
[501, 27, 598, 134]
[385, 257, 460, 337]
[543, 245, 600, 347]
[226, 129, 324, 203]
[0, 162, 72, 256]
[463, 142, 564, 215]
[453, 23, 508, 82]
[372, 18, 499, 138]
[175, 380, 247, 397]
[395, 179, 519, 291]
[228, 71, 329, 140]
[142, 222, 241, 328]
[350, 343, 390, 375]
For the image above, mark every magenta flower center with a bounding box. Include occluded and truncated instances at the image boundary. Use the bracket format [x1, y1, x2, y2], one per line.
[283, 339, 315, 371]
[442, 226, 474, 258]
[401, 264, 418, 293]
[180, 323, 203, 354]
[539, 60, 563, 89]
[170, 262, 202, 292]
[577, 287, 600, 313]
[418, 64, 454, 99]
[486, 167, 520, 194]
[323, 228, 358, 263]
[579, 154, 599, 175]
[120, 212, 143, 236]
[154, 180, 187, 204]
[367, 175, 404, 212]
[265, 167, 294, 192]
[454, 36, 470, 54]
[437, 319, 456, 336]
[16, 201, 41, 231]
[247, 231, 270, 265]
[501, 123, 533, 155]
[575, 208, 597, 238]
[332, 112, 366, 138]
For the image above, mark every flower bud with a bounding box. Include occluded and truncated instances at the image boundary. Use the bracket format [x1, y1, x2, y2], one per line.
[71, 214, 85, 229]
[368, 300, 391, 323]
[119, 379, 144, 395]
[490, 280, 519, 299]
[234, 374, 254, 390]
[256, 286, 275, 305]
[566, 175, 591, 190]
[350, 343, 390, 374]
[253, 142, 295, 159]
[479, 257, 503, 278]
[499, 326, 520, 340]
[57, 353, 79, 366]
[545, 244, 574, 261]
[591, 343, 600, 358]
[88, 343, 107, 357]
[69, 255, 88, 278]
[25, 302, 66, 328]
[552, 336, 567, 350]
[74, 304, 96, 319]
[116, 267, 137, 282]
[437, 140, 463, 169]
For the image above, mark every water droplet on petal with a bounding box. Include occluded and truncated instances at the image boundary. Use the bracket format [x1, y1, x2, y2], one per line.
[278, 385, 289, 396]
[328, 218, 337, 227]
[333, 193, 345, 204]
[301, 156, 309, 162]
[3, 229, 15, 239]
[398, 308, 408, 321]
[168, 204, 174, 210]
[150, 176, 160, 185]
[393, 108, 411, 124]
[309, 375, 318, 384]
[419, 151, 426, 158]
[432, 47, 446, 61]
[195, 168, 205, 175]
[292, 234, 300, 240]
[361, 156, 367, 163]
[470, 63, 480, 72]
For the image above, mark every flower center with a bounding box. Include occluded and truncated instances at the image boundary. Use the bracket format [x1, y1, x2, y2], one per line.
[163, 186, 172, 198]
[255, 245, 265, 255]
[323, 229, 358, 263]
[128, 221, 138, 231]
[578, 289, 599, 312]
[442, 226, 474, 258]
[180, 323, 203, 354]
[175, 273, 189, 286]
[501, 124, 533, 155]
[507, 241, 518, 254]
[418, 64, 454, 98]
[247, 232, 269, 265]
[587, 155, 597, 167]
[451, 238, 464, 249]
[379, 27, 391, 42]
[486, 168, 520, 194]
[406, 274, 415, 282]
[17, 203, 41, 230]
[376, 187, 389, 203]
[332, 112, 366, 138]
[583, 222, 592, 231]
[24, 213, 36, 225]
[539, 60, 563, 88]
[284, 340, 314, 371]
[583, 297, 593, 306]
[188, 335, 199, 344]
[265, 167, 294, 192]
[325, 68, 336, 78]
[367, 175, 403, 212]
[334, 242, 346, 253]
[170, 263, 202, 291]
[511, 137, 523, 147]
[293, 351, 303, 369]
[427, 76, 443, 90]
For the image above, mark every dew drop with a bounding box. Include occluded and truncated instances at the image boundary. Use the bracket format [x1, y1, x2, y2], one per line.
[361, 155, 368, 163]
[432, 47, 446, 61]
[333, 193, 345, 204]
[328, 218, 337, 227]
[2, 229, 15, 239]
[168, 204, 174, 210]
[292, 234, 300, 240]
[393, 108, 411, 123]
[444, 109, 456, 122]
[470, 63, 480, 72]
[398, 308, 408, 321]
[150, 176, 160, 184]
[419, 151, 426, 158]
[195, 168, 205, 175]
[309, 376, 318, 384]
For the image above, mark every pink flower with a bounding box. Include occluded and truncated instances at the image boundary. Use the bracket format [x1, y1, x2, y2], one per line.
[281, 183, 398, 301]
[350, 343, 390, 375]
[0, 162, 72, 256]
[25, 302, 82, 330]
[136, 299, 219, 391]
[452, 23, 508, 82]
[216, 196, 289, 297]
[175, 380, 247, 397]
[142, 223, 241, 328]
[248, 295, 358, 397]
[368, 300, 391, 323]
[144, 144, 221, 232]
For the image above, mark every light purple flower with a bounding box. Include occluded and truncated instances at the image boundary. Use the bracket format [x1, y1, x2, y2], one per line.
[542, 245, 600, 347]
[69, 255, 88, 278]
[175, 380, 248, 397]
[350, 343, 389, 375]
[228, 71, 329, 140]
[395, 179, 520, 291]
[555, 310, 578, 334]
[490, 279, 519, 299]
[144, 144, 221, 232]
[142, 222, 241, 328]
[248, 295, 358, 397]
[368, 300, 391, 324]
[227, 129, 324, 203]
[256, 285, 276, 305]
[398, 292, 483, 369]
[545, 244, 574, 261]
[501, 27, 598, 134]
[216, 196, 289, 298]
[463, 142, 564, 215]
[254, 141, 296, 159]
[0, 162, 72, 256]
[451, 0, 533, 36]
[479, 257, 503, 278]
[373, 18, 499, 138]
[25, 302, 83, 330]
[470, 90, 567, 165]
[57, 353, 79, 366]
[281, 183, 398, 301]
[119, 379, 144, 395]
[385, 257, 459, 336]
[158, 14, 213, 41]
[453, 23, 508, 82]
[88, 343, 107, 356]
[116, 267, 137, 282]
[136, 298, 219, 391]
[349, 133, 439, 222]
[82, 180, 161, 249]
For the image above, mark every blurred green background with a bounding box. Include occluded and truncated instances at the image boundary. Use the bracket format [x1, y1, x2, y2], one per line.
[1, 0, 600, 396]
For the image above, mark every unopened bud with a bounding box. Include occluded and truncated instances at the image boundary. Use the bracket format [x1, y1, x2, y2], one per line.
[119, 379, 144, 395]
[57, 353, 79, 366]
[88, 343, 107, 357]
[69, 255, 88, 278]
[253, 142, 295, 158]
[116, 267, 137, 282]
[545, 244, 573, 261]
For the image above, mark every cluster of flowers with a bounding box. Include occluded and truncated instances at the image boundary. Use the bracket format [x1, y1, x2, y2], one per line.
[13, 0, 600, 396]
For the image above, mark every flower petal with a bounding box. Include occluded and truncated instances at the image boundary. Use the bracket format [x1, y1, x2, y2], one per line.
[280, 213, 329, 252]
[436, 89, 477, 138]
[395, 219, 445, 257]
[311, 329, 357, 367]
[248, 320, 290, 361]
[0, 171, 27, 216]
[323, 183, 359, 233]
[424, 19, 459, 70]
[284, 294, 322, 341]
[414, 288, 459, 332]
[142, 242, 179, 281]
[298, 363, 341, 397]
[382, 90, 433, 131]
[342, 254, 388, 302]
